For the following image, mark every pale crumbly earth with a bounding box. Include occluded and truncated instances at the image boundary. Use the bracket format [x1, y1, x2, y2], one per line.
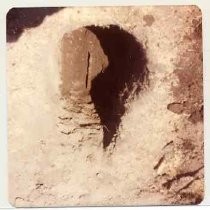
[7, 6, 203, 207]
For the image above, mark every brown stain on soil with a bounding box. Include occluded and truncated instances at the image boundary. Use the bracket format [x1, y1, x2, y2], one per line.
[143, 15, 155, 26]
[169, 15, 203, 124]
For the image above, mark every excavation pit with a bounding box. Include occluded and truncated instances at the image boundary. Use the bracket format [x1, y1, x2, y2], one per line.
[61, 25, 148, 148]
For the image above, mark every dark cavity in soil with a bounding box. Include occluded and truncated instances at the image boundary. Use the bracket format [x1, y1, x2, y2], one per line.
[7, 7, 63, 42]
[86, 25, 148, 149]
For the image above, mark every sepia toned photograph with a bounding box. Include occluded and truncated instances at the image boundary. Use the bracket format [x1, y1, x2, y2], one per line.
[7, 5, 203, 207]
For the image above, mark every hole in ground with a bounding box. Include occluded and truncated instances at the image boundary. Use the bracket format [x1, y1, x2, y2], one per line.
[86, 25, 148, 149]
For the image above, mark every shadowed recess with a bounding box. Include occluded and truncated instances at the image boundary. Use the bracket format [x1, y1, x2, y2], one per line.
[6, 7, 63, 42]
[86, 25, 148, 149]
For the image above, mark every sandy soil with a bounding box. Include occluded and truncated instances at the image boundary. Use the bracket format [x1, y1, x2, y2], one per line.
[7, 6, 203, 207]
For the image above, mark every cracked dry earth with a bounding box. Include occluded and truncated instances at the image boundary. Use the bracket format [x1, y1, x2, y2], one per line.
[7, 6, 203, 207]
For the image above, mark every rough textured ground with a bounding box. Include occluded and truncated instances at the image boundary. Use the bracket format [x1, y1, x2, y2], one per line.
[7, 6, 203, 207]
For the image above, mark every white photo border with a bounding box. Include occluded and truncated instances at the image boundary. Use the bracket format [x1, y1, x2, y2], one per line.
[0, 0, 209, 208]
